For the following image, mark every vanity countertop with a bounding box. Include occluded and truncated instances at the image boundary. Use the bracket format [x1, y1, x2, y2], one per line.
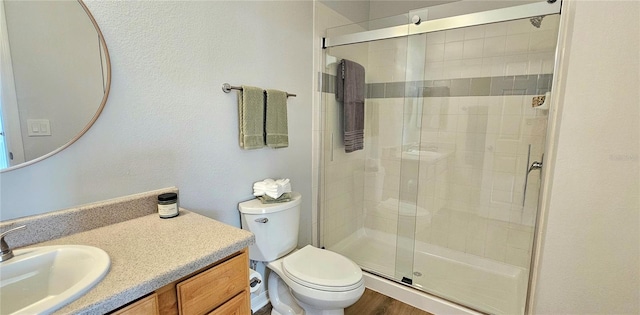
[32, 209, 254, 314]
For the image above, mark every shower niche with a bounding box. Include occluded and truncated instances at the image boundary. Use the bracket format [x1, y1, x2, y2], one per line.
[319, 1, 560, 314]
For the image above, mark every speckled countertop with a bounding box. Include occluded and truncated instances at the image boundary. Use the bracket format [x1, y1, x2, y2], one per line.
[33, 209, 255, 314]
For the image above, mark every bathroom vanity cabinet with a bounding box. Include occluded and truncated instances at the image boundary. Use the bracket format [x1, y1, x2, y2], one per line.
[112, 249, 250, 315]
[3, 193, 255, 315]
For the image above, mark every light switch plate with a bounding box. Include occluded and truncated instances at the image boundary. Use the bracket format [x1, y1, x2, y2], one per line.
[27, 119, 51, 136]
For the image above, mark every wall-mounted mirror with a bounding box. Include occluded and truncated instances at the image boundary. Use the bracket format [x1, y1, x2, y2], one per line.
[0, 0, 110, 172]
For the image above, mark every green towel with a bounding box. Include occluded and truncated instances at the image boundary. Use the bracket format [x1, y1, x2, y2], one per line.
[238, 86, 265, 149]
[258, 193, 292, 204]
[265, 89, 289, 148]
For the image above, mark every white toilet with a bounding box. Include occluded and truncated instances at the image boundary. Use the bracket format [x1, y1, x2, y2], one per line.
[239, 192, 365, 315]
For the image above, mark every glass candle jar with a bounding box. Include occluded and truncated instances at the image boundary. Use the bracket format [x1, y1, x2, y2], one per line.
[157, 192, 179, 218]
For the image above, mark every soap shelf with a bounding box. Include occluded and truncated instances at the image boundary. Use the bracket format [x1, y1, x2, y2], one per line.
[531, 92, 551, 110]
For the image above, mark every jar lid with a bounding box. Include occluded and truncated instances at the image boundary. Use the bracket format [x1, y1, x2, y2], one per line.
[158, 193, 178, 201]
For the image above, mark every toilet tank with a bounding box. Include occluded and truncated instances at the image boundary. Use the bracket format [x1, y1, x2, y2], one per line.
[238, 192, 301, 262]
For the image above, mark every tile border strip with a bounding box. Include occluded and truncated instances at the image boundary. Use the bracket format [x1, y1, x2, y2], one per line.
[321, 73, 553, 98]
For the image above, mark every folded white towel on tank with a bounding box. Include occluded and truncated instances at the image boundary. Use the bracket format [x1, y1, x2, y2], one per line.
[253, 178, 292, 198]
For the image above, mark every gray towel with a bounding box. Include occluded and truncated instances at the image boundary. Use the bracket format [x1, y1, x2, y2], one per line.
[336, 59, 365, 153]
[238, 85, 265, 149]
[265, 89, 289, 148]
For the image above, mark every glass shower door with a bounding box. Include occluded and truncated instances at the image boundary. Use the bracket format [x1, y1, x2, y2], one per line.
[321, 14, 417, 283]
[404, 15, 559, 315]
[394, 25, 429, 284]
[320, 3, 560, 314]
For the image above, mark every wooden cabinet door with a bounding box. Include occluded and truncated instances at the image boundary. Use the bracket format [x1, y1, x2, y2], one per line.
[112, 293, 159, 315]
[207, 291, 250, 315]
[176, 251, 248, 315]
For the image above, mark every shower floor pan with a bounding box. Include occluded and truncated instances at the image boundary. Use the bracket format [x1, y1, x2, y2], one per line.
[329, 228, 527, 315]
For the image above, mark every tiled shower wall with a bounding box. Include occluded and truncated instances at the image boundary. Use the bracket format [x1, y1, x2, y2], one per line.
[321, 13, 559, 268]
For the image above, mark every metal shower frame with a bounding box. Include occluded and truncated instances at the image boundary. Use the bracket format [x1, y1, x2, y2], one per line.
[323, 0, 561, 48]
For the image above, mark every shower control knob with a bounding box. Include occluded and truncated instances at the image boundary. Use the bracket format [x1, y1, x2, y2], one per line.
[411, 15, 421, 25]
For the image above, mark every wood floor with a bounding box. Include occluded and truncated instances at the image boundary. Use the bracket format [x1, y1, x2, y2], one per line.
[253, 289, 433, 315]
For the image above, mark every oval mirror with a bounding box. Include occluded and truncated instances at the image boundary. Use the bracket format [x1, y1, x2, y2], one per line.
[0, 0, 110, 172]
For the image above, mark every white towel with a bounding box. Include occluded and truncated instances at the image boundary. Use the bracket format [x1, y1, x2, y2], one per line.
[276, 178, 291, 193]
[253, 178, 292, 198]
[253, 180, 283, 198]
[255, 187, 284, 199]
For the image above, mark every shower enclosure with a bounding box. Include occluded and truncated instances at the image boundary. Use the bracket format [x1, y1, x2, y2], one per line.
[320, 1, 561, 314]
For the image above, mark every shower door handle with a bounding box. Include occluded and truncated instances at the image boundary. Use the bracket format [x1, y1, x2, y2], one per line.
[528, 161, 543, 174]
[522, 146, 544, 207]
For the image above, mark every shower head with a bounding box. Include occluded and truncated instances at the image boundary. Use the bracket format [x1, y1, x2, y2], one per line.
[530, 15, 545, 28]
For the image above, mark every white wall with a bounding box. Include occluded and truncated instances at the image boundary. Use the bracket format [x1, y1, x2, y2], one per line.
[0, 1, 314, 247]
[533, 0, 640, 313]
[318, 0, 370, 25]
[368, 0, 453, 20]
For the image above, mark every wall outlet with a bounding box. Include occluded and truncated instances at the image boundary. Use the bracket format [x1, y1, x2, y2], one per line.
[27, 119, 51, 136]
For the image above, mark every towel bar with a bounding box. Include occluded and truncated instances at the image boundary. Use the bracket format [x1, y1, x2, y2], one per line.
[222, 83, 296, 98]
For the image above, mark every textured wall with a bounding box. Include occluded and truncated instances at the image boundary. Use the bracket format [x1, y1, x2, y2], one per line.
[533, 0, 640, 313]
[0, 1, 314, 246]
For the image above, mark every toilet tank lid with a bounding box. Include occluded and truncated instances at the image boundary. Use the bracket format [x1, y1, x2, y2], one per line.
[238, 192, 302, 214]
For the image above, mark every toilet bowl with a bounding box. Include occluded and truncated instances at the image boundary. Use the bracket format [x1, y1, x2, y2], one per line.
[268, 246, 365, 315]
[238, 192, 364, 315]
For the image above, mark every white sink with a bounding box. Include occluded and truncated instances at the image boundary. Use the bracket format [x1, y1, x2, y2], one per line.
[0, 245, 110, 315]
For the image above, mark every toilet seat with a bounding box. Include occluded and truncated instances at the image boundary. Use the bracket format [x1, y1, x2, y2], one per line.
[282, 245, 363, 292]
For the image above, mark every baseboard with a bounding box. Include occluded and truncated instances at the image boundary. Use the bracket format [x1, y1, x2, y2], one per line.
[251, 290, 269, 313]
